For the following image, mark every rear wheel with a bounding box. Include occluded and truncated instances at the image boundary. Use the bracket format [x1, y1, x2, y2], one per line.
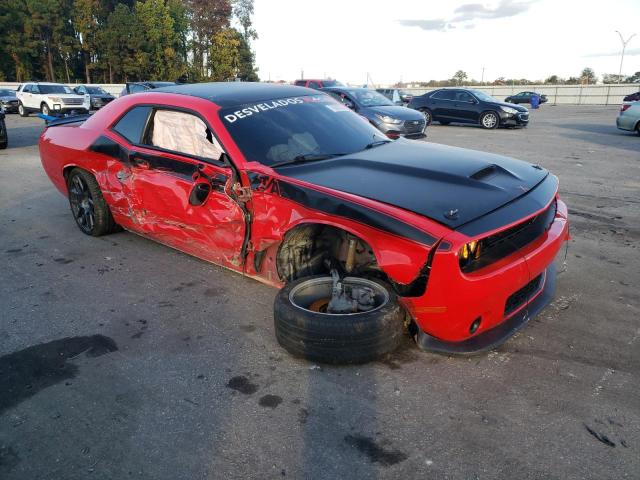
[274, 275, 405, 364]
[480, 111, 499, 129]
[18, 103, 28, 117]
[66, 168, 119, 236]
[636, 122, 640, 136]
[419, 108, 433, 125]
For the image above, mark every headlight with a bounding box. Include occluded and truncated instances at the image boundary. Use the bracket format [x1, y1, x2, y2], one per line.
[49, 96, 62, 103]
[501, 106, 518, 114]
[459, 240, 482, 269]
[375, 113, 403, 124]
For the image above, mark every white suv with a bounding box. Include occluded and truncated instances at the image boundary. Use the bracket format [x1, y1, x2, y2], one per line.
[17, 82, 90, 116]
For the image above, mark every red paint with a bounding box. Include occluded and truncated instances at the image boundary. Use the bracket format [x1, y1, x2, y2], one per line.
[39, 92, 570, 344]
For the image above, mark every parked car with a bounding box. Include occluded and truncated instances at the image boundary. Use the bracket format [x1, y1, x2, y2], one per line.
[16, 82, 90, 116]
[408, 88, 529, 129]
[376, 88, 413, 105]
[38, 82, 568, 363]
[0, 89, 19, 113]
[293, 79, 343, 89]
[505, 91, 548, 105]
[323, 86, 427, 138]
[120, 81, 178, 96]
[73, 85, 115, 109]
[0, 110, 7, 149]
[623, 91, 640, 102]
[616, 102, 640, 136]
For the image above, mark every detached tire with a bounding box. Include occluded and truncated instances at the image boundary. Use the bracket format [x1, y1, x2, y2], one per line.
[274, 276, 405, 364]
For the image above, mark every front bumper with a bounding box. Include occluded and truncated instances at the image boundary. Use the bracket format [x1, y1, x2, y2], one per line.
[376, 118, 427, 139]
[1, 102, 19, 113]
[406, 197, 569, 354]
[500, 111, 529, 127]
[616, 115, 635, 131]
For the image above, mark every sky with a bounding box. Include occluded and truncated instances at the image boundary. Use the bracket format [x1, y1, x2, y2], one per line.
[252, 0, 640, 85]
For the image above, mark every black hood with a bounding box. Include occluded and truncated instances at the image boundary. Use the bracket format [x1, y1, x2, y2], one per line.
[278, 139, 548, 229]
[488, 101, 528, 112]
[362, 105, 425, 120]
[0, 95, 17, 101]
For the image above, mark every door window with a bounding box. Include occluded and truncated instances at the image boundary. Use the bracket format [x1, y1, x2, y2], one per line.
[432, 90, 455, 100]
[455, 91, 474, 103]
[112, 106, 152, 144]
[146, 109, 224, 161]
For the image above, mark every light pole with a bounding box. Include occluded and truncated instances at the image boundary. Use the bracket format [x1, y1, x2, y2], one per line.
[615, 31, 636, 83]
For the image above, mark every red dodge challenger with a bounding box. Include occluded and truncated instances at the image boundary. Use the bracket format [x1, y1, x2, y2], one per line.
[39, 83, 569, 363]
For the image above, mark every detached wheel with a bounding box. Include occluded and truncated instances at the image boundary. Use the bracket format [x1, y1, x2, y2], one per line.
[419, 108, 433, 125]
[0, 117, 7, 149]
[480, 111, 499, 129]
[18, 103, 28, 117]
[274, 275, 405, 364]
[66, 168, 118, 236]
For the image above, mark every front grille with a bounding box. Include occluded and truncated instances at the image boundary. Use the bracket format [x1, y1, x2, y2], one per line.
[62, 97, 84, 105]
[404, 119, 425, 133]
[504, 273, 544, 316]
[461, 199, 557, 273]
[518, 113, 529, 121]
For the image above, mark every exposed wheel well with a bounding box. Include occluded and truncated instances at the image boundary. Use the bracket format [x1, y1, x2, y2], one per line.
[276, 223, 382, 283]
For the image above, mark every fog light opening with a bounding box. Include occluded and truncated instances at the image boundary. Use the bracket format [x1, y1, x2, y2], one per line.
[469, 317, 481, 334]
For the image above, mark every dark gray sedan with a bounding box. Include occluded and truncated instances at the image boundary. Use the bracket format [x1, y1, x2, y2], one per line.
[0, 89, 19, 113]
[73, 85, 115, 109]
[322, 87, 427, 139]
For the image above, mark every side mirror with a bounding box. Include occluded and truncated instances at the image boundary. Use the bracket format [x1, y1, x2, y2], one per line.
[189, 182, 211, 206]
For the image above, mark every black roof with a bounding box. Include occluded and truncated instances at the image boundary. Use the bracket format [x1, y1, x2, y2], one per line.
[153, 82, 316, 107]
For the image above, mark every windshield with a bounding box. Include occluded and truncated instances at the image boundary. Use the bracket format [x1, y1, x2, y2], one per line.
[0, 90, 16, 97]
[349, 90, 395, 107]
[86, 86, 107, 94]
[40, 85, 73, 94]
[470, 90, 498, 103]
[220, 95, 388, 166]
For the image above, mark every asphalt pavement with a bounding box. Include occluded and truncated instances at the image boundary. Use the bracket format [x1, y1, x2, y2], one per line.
[1, 106, 638, 479]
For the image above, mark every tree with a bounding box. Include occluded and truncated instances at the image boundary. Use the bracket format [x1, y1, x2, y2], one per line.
[580, 67, 596, 84]
[236, 32, 258, 81]
[625, 71, 640, 83]
[453, 70, 468, 85]
[544, 75, 563, 84]
[232, 0, 256, 41]
[209, 27, 240, 81]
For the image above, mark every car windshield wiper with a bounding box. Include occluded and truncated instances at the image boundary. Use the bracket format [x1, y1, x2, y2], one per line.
[270, 153, 348, 168]
[364, 140, 392, 149]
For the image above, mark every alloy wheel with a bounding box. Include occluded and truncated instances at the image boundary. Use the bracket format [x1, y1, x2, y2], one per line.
[482, 113, 498, 129]
[68, 174, 96, 233]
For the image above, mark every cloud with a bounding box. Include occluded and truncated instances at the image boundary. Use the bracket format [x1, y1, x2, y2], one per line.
[585, 47, 640, 57]
[399, 0, 536, 31]
[397, 19, 450, 31]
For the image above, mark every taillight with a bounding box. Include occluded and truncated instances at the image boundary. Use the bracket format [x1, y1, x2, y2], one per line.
[621, 104, 631, 112]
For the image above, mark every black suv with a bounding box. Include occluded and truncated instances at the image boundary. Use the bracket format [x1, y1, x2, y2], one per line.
[408, 88, 529, 129]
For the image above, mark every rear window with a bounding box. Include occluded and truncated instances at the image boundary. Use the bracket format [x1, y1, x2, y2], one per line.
[39, 85, 73, 94]
[431, 90, 455, 100]
[112, 106, 152, 144]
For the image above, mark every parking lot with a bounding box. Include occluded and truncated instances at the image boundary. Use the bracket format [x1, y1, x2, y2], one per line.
[1, 106, 638, 479]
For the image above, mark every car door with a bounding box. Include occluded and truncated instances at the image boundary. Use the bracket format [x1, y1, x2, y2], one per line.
[109, 106, 247, 269]
[429, 90, 456, 120]
[21, 84, 35, 109]
[450, 90, 478, 123]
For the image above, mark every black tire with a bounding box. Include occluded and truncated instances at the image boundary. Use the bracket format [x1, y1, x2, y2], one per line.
[479, 111, 499, 129]
[18, 102, 28, 117]
[274, 275, 405, 364]
[41, 103, 50, 116]
[636, 122, 640, 137]
[419, 108, 433, 125]
[66, 168, 119, 236]
[439, 120, 450, 125]
[0, 117, 7, 149]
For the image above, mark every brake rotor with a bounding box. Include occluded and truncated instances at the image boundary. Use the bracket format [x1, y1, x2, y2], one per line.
[309, 298, 330, 313]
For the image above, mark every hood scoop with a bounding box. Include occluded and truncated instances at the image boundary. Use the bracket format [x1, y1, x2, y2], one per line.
[470, 164, 521, 182]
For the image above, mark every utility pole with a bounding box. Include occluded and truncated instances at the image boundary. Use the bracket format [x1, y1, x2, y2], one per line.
[301, 69, 304, 80]
[615, 31, 636, 83]
[481, 67, 485, 84]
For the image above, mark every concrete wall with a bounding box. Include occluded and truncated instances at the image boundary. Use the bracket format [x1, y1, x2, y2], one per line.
[1, 82, 638, 105]
[401, 84, 639, 105]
